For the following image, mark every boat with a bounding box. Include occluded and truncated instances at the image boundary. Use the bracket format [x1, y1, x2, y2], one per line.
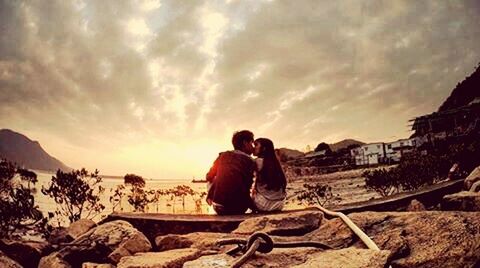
[191, 177, 207, 183]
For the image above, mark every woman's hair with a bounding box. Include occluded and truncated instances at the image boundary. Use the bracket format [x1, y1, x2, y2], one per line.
[255, 138, 287, 191]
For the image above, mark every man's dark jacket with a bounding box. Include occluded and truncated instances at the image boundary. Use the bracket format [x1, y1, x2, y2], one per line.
[206, 151, 256, 213]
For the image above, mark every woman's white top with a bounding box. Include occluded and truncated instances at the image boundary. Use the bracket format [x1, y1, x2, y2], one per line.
[253, 158, 286, 211]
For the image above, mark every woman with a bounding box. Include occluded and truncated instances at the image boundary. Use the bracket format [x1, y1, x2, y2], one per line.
[252, 138, 287, 212]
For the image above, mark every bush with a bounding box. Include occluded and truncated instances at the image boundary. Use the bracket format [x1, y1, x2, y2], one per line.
[363, 151, 456, 196]
[0, 160, 47, 238]
[363, 168, 398, 197]
[42, 168, 105, 224]
[296, 183, 333, 206]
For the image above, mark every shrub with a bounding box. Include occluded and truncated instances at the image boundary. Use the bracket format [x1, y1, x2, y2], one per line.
[0, 160, 47, 237]
[42, 168, 105, 224]
[296, 183, 333, 206]
[363, 168, 399, 197]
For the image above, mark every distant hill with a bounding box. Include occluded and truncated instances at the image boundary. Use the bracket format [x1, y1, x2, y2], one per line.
[438, 63, 480, 112]
[329, 139, 365, 152]
[0, 129, 70, 171]
[276, 148, 305, 161]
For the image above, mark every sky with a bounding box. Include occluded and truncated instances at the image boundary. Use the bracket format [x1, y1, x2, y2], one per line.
[1, 0, 479, 179]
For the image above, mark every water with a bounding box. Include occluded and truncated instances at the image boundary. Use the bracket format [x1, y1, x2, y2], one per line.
[33, 170, 214, 225]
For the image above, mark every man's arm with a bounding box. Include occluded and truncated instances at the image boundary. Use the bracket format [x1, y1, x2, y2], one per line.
[206, 154, 221, 183]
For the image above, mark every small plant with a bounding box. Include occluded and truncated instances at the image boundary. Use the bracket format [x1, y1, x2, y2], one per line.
[42, 168, 105, 224]
[109, 184, 126, 212]
[296, 183, 333, 206]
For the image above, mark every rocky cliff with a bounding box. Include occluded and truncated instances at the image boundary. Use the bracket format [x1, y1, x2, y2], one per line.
[0, 129, 70, 171]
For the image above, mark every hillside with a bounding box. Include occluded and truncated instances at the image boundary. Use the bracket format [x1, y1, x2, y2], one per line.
[329, 139, 365, 152]
[438, 63, 480, 112]
[276, 147, 305, 160]
[0, 129, 70, 171]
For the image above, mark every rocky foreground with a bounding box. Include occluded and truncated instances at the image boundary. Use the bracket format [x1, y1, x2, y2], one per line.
[0, 190, 480, 268]
[2, 166, 480, 268]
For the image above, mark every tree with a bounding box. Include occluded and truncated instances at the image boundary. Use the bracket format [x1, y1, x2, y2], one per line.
[0, 160, 47, 238]
[124, 173, 146, 188]
[42, 168, 105, 224]
[314, 142, 332, 155]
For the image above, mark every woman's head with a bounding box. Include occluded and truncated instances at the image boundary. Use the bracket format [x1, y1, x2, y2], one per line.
[254, 138, 275, 158]
[254, 138, 287, 191]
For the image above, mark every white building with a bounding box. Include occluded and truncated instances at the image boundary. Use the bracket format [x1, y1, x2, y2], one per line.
[350, 142, 386, 166]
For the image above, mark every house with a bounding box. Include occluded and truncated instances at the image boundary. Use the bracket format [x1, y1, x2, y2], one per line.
[304, 150, 328, 158]
[350, 142, 386, 166]
[384, 138, 418, 162]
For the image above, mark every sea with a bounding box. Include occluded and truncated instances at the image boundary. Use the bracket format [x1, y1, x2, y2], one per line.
[33, 170, 215, 225]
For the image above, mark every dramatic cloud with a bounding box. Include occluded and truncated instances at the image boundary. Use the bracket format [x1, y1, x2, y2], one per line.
[0, 0, 479, 178]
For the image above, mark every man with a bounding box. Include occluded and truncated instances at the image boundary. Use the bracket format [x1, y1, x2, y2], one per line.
[206, 130, 256, 215]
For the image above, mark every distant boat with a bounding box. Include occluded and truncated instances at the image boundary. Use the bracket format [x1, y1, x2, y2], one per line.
[191, 177, 207, 183]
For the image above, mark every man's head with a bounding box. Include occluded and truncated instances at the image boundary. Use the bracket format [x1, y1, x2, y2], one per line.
[232, 130, 254, 155]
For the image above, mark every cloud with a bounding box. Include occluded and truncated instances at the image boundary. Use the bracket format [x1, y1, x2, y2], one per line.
[0, 0, 479, 178]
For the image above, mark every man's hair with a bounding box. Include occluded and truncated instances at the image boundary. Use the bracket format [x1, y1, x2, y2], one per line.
[232, 130, 254, 150]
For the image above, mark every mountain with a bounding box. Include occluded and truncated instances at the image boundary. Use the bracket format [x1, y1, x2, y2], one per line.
[0, 129, 70, 171]
[276, 148, 305, 160]
[329, 139, 365, 152]
[438, 63, 480, 112]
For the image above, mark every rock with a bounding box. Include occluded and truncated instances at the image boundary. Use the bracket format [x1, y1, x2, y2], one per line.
[291, 248, 390, 268]
[0, 250, 23, 268]
[40, 220, 152, 267]
[68, 219, 97, 240]
[82, 262, 115, 268]
[48, 227, 72, 244]
[183, 254, 235, 268]
[38, 253, 71, 268]
[0, 239, 50, 268]
[465, 166, 480, 190]
[233, 210, 323, 236]
[154, 234, 193, 251]
[155, 232, 245, 252]
[442, 191, 480, 211]
[306, 211, 480, 267]
[108, 231, 152, 263]
[117, 248, 202, 268]
[406, 199, 426, 211]
[184, 248, 323, 268]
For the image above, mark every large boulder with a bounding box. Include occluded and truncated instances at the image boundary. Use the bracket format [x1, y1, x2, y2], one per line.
[184, 247, 389, 268]
[183, 248, 321, 268]
[39, 220, 151, 268]
[117, 248, 203, 268]
[233, 210, 323, 236]
[291, 248, 390, 268]
[0, 250, 23, 268]
[155, 232, 245, 252]
[0, 239, 50, 268]
[465, 166, 480, 190]
[306, 211, 480, 267]
[442, 191, 480, 211]
[68, 219, 97, 240]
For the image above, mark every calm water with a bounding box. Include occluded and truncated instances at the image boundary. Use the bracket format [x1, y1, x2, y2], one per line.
[33, 171, 214, 225]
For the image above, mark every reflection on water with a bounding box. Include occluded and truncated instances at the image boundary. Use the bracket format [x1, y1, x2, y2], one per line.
[33, 171, 214, 225]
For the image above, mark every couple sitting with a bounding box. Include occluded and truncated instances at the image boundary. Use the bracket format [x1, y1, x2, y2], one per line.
[206, 130, 287, 215]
